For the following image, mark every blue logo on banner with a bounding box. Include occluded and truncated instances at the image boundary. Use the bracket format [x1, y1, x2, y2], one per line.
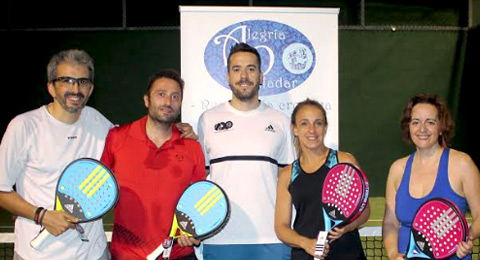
[204, 20, 316, 96]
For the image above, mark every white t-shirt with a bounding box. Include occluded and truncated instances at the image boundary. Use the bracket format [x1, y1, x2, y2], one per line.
[0, 105, 113, 259]
[198, 101, 296, 244]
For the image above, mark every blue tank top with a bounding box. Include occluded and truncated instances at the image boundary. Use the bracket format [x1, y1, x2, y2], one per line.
[395, 148, 469, 260]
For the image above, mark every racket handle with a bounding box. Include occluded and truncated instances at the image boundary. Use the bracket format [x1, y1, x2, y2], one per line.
[314, 231, 328, 259]
[146, 245, 165, 260]
[30, 229, 51, 250]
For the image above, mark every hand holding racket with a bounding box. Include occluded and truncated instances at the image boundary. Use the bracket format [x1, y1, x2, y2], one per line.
[147, 180, 230, 260]
[315, 163, 369, 258]
[30, 158, 119, 250]
[405, 198, 469, 260]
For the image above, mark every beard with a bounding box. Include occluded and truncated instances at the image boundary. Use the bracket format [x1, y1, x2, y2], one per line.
[230, 80, 260, 102]
[57, 92, 88, 113]
[148, 105, 180, 126]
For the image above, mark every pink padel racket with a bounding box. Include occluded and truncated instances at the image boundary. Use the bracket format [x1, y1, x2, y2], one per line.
[405, 198, 469, 260]
[315, 163, 369, 257]
[321, 163, 369, 230]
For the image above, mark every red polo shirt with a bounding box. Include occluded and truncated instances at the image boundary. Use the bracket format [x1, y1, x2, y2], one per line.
[101, 116, 206, 259]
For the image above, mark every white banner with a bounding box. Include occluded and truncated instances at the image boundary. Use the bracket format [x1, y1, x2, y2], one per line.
[180, 6, 339, 149]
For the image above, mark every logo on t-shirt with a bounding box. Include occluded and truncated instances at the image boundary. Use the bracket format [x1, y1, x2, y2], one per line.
[68, 136, 77, 140]
[175, 154, 184, 162]
[214, 121, 233, 132]
[265, 125, 275, 133]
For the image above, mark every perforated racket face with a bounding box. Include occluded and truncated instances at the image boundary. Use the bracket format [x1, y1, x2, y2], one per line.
[322, 163, 369, 222]
[175, 180, 230, 239]
[408, 198, 468, 259]
[56, 158, 119, 222]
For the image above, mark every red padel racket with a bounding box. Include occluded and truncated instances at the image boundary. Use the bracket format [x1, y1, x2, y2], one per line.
[405, 198, 469, 260]
[315, 163, 369, 257]
[147, 180, 230, 260]
[30, 158, 119, 250]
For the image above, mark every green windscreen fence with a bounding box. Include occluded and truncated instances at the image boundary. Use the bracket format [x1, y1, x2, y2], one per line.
[2, 28, 480, 196]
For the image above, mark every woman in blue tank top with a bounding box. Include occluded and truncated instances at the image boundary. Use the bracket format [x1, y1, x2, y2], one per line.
[275, 99, 371, 260]
[382, 93, 480, 260]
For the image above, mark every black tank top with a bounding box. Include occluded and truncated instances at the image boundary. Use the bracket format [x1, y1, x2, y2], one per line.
[288, 149, 366, 260]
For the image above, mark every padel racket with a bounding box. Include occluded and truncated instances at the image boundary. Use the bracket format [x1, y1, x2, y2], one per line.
[315, 163, 369, 257]
[405, 198, 469, 260]
[30, 158, 119, 250]
[147, 180, 230, 260]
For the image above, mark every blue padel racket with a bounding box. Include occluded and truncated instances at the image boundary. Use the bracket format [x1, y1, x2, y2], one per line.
[315, 163, 369, 257]
[405, 198, 469, 260]
[147, 180, 230, 260]
[30, 158, 119, 250]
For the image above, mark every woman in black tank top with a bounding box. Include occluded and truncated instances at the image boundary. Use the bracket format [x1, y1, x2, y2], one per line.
[274, 99, 370, 260]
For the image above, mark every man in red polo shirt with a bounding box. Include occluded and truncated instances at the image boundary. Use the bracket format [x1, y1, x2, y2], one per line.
[101, 69, 205, 259]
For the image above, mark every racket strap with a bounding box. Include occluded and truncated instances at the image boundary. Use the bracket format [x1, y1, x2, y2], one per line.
[314, 231, 328, 259]
[162, 238, 173, 259]
[76, 224, 89, 242]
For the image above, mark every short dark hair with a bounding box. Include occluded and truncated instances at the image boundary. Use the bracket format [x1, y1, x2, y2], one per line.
[47, 49, 94, 81]
[145, 69, 185, 97]
[400, 93, 454, 147]
[227, 42, 261, 71]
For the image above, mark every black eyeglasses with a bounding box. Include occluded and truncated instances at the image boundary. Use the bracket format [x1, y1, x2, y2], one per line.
[52, 77, 93, 88]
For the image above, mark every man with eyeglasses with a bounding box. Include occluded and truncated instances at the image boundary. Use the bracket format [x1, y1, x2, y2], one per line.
[0, 49, 113, 259]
